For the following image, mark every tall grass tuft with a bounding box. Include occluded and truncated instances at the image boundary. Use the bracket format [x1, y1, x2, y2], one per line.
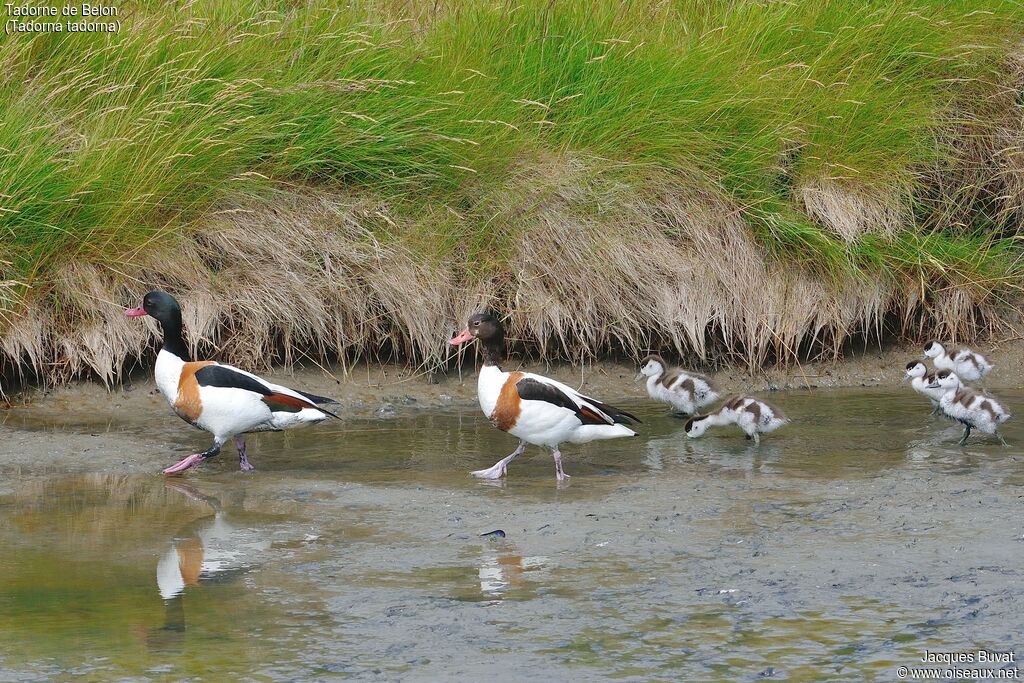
[0, 0, 1022, 380]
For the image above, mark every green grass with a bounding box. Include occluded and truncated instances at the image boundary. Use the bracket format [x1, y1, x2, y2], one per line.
[0, 0, 1022, 339]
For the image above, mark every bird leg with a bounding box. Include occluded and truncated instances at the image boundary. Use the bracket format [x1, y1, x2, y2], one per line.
[958, 425, 972, 446]
[163, 442, 221, 475]
[752, 432, 761, 446]
[996, 431, 1009, 447]
[930, 404, 941, 416]
[236, 437, 254, 472]
[552, 447, 570, 482]
[472, 441, 525, 479]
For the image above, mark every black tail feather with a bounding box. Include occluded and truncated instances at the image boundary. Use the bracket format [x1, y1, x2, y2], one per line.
[294, 389, 340, 419]
[296, 389, 340, 405]
[585, 396, 641, 425]
[316, 404, 340, 419]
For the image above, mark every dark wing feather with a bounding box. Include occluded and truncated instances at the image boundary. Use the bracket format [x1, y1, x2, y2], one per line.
[579, 394, 641, 425]
[515, 378, 640, 426]
[516, 378, 610, 426]
[195, 365, 338, 418]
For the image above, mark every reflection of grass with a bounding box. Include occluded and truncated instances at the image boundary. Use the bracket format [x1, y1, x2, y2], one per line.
[0, 552, 301, 677]
[1, 1, 1023, 376]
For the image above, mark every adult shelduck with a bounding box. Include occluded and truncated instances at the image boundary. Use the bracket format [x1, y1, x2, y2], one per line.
[637, 354, 719, 415]
[125, 291, 338, 474]
[449, 312, 640, 482]
[685, 396, 787, 445]
[927, 370, 1011, 445]
[922, 341, 992, 382]
[905, 360, 944, 414]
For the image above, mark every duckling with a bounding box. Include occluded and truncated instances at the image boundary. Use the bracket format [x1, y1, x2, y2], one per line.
[638, 354, 720, 416]
[927, 370, 1011, 445]
[922, 341, 992, 383]
[905, 360, 944, 414]
[684, 396, 787, 445]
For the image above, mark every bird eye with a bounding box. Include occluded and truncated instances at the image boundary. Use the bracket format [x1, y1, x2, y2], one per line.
[473, 321, 480, 327]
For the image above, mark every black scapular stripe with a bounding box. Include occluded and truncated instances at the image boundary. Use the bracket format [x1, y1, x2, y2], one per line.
[516, 378, 640, 426]
[195, 365, 274, 394]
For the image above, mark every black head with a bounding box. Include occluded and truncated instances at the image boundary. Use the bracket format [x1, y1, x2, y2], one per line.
[125, 290, 187, 358]
[449, 311, 506, 366]
[684, 417, 695, 431]
[905, 360, 924, 371]
[450, 311, 504, 347]
[935, 369, 952, 379]
[125, 290, 182, 327]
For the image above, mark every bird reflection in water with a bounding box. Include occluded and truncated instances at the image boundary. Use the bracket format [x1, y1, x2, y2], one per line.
[141, 482, 269, 651]
[477, 542, 547, 598]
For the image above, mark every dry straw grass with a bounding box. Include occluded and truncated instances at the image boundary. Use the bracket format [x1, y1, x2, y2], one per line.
[1, 153, 1012, 387]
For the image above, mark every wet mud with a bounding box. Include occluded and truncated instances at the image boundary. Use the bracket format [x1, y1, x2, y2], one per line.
[0, 381, 1021, 680]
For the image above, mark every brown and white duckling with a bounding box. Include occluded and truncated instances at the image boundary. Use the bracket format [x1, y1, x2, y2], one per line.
[638, 354, 720, 416]
[126, 291, 339, 474]
[922, 341, 992, 383]
[927, 370, 1011, 445]
[449, 312, 640, 482]
[685, 396, 787, 445]
[905, 360, 944, 414]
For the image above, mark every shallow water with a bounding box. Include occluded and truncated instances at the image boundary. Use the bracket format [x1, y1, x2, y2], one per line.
[1, 388, 1022, 681]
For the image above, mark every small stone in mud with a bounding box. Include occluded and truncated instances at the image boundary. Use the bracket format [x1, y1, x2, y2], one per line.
[480, 529, 506, 538]
[439, 394, 453, 402]
[375, 402, 396, 417]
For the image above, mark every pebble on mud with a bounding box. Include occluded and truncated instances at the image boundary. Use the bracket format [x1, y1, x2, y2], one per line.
[480, 529, 506, 538]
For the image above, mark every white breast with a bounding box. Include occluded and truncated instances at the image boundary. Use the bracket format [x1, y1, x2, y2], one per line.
[154, 349, 185, 407]
[477, 365, 506, 418]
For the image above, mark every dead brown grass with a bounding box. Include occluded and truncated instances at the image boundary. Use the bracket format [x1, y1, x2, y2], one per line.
[798, 180, 903, 242]
[1, 152, 1011, 388]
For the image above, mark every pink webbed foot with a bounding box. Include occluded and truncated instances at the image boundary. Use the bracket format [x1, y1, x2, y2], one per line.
[472, 461, 509, 479]
[471, 443, 525, 480]
[236, 438, 255, 472]
[162, 453, 207, 475]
